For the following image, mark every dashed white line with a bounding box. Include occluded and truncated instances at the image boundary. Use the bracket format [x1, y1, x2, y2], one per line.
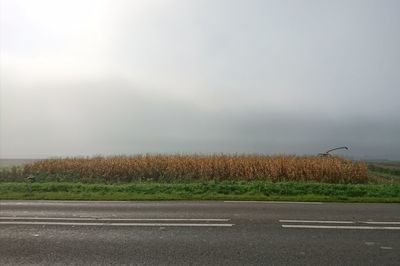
[282, 225, 400, 230]
[224, 201, 322, 204]
[361, 221, 400, 225]
[279, 220, 354, 224]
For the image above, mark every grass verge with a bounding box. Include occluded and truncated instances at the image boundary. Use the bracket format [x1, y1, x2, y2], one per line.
[0, 181, 399, 202]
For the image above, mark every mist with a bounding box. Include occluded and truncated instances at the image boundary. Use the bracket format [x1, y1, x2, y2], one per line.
[1, 0, 400, 159]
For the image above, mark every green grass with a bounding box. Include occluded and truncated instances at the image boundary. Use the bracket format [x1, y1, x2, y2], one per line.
[1, 181, 399, 202]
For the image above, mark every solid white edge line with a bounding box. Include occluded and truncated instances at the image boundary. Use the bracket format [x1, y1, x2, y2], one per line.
[282, 225, 400, 230]
[0, 217, 230, 222]
[279, 220, 354, 224]
[0, 221, 234, 227]
[223, 201, 322, 204]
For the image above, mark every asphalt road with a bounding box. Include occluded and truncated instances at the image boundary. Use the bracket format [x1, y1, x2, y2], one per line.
[0, 200, 399, 266]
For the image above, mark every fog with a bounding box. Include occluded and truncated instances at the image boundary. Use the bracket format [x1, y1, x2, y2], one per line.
[1, 0, 400, 159]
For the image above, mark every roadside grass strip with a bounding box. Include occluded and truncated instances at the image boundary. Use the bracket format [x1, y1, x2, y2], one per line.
[279, 219, 400, 230]
[1, 181, 399, 202]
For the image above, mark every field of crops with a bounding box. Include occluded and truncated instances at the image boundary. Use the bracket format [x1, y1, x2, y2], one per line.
[0, 155, 368, 183]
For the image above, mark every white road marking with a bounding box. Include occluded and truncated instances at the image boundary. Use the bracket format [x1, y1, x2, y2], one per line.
[0, 217, 230, 222]
[279, 220, 354, 224]
[380, 246, 393, 250]
[224, 201, 322, 204]
[279, 220, 400, 225]
[361, 221, 400, 225]
[0, 221, 234, 227]
[282, 225, 400, 230]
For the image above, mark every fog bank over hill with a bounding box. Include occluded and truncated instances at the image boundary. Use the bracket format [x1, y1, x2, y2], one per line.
[1, 0, 399, 159]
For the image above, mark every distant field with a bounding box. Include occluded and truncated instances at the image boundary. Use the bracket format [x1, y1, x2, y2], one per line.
[0, 155, 368, 183]
[367, 161, 400, 183]
[0, 159, 39, 168]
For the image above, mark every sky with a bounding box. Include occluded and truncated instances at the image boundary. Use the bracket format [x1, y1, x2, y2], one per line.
[1, 0, 399, 159]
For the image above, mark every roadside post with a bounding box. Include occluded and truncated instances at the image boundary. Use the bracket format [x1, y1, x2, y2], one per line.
[26, 175, 35, 193]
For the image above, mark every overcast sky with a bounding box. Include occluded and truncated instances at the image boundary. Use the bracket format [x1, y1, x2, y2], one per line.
[1, 0, 399, 159]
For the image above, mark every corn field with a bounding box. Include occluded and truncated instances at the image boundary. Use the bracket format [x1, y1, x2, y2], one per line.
[12, 155, 368, 183]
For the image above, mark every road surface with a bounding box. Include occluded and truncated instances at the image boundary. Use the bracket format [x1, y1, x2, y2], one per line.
[0, 200, 399, 265]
